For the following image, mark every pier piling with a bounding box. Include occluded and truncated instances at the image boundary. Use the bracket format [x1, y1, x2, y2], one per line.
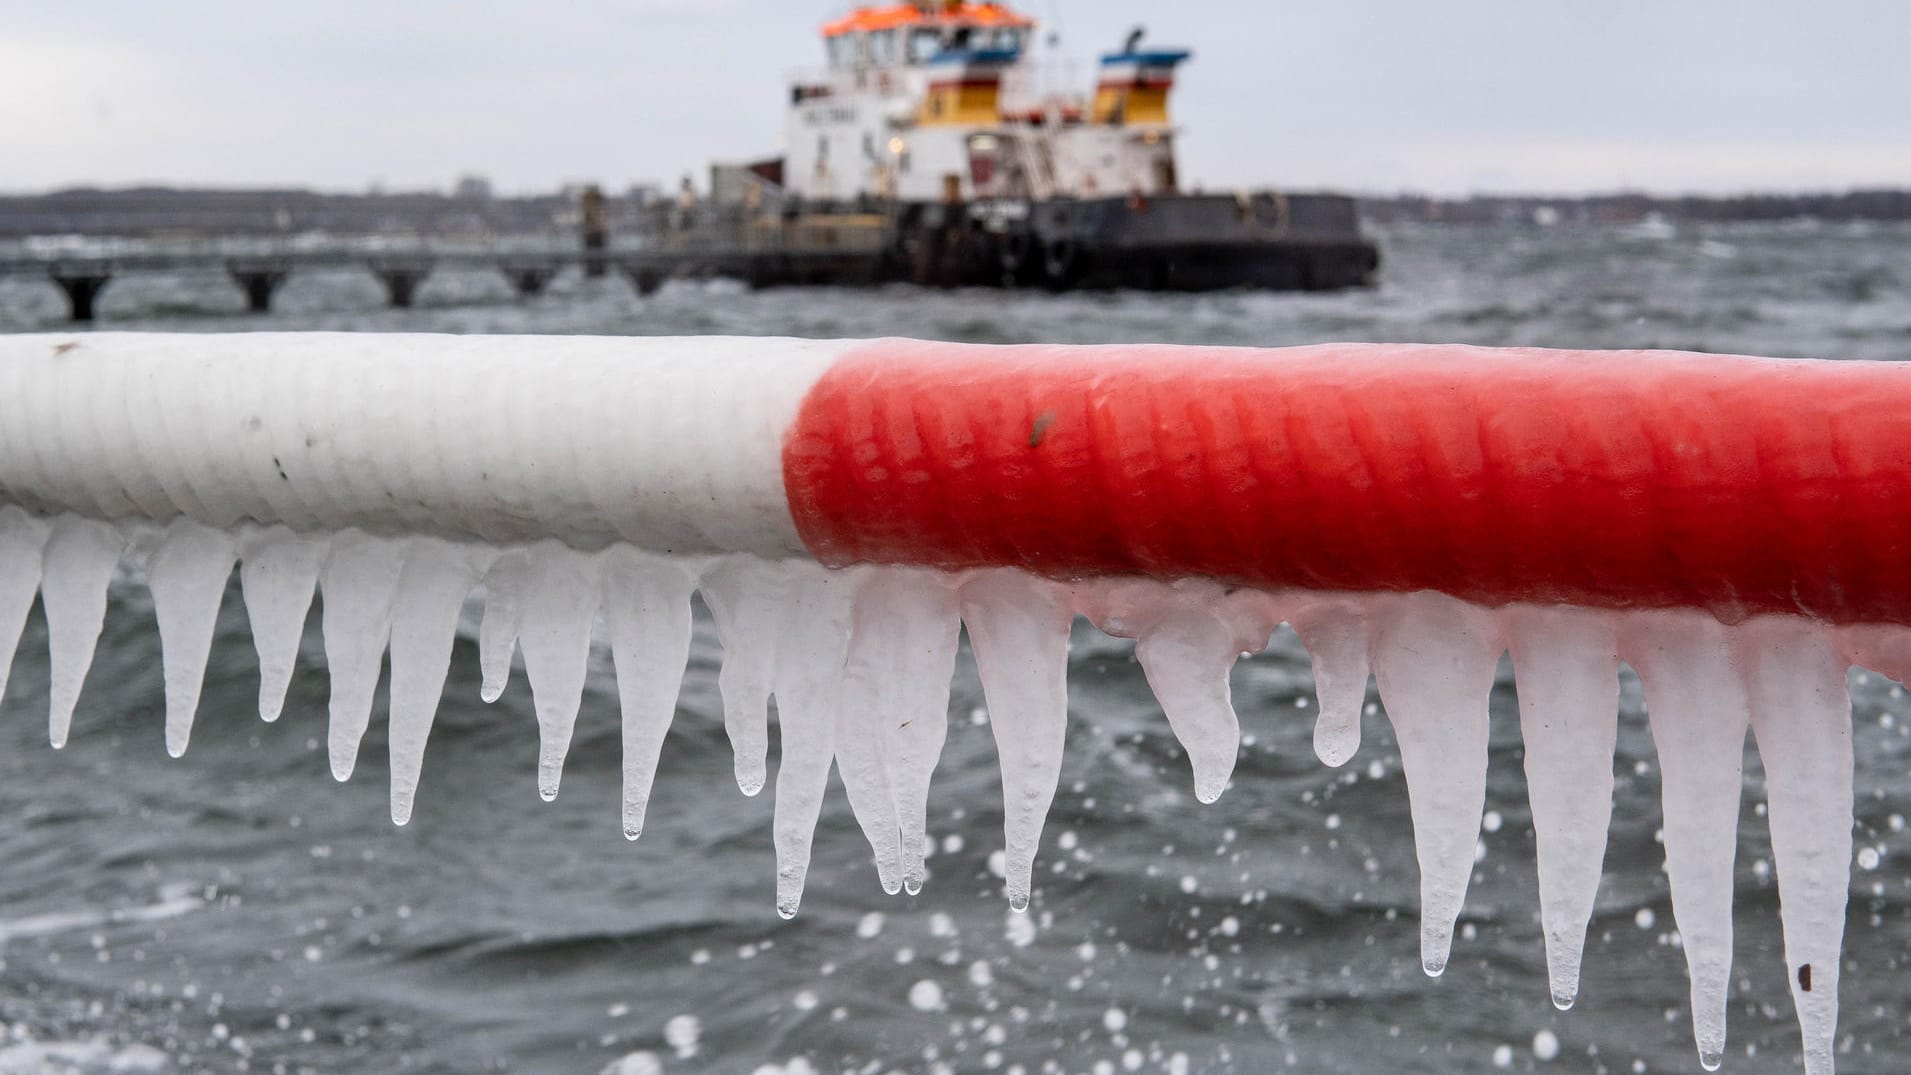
[49, 266, 113, 322]
[226, 260, 290, 313]
[502, 261, 560, 298]
[368, 260, 433, 308]
[619, 263, 665, 296]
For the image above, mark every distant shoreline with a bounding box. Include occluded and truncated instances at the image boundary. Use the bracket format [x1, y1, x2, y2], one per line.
[1359, 189, 1911, 226]
[2, 185, 1908, 239]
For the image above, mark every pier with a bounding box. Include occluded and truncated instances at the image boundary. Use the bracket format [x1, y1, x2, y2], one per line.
[0, 246, 694, 322]
[0, 244, 897, 323]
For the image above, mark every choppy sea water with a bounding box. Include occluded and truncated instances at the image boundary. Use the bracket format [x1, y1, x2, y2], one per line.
[0, 221, 1908, 1074]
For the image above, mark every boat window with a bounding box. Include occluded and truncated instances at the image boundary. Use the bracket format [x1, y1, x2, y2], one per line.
[868, 29, 898, 66]
[907, 27, 942, 64]
[826, 34, 857, 69]
[989, 27, 1026, 53]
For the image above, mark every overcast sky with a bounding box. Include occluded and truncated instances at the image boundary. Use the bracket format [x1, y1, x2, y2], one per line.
[4, 1, 1907, 197]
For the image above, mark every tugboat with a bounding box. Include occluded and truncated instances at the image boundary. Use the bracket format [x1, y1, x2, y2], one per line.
[634, 2, 1379, 292]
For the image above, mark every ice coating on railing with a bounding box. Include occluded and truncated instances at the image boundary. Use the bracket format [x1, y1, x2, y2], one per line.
[0, 509, 1872, 1074]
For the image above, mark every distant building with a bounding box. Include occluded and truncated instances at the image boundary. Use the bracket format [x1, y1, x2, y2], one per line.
[454, 174, 495, 201]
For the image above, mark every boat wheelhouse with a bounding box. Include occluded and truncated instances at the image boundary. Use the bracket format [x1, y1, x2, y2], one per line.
[788, 2, 1190, 204]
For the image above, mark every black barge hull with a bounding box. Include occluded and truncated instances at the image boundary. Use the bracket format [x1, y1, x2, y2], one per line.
[633, 192, 1379, 293]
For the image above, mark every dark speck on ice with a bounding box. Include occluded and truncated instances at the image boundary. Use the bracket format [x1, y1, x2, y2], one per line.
[1029, 410, 1056, 448]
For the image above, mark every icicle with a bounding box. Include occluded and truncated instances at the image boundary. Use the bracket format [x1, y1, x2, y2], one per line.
[768, 565, 857, 918]
[238, 528, 324, 723]
[1135, 606, 1246, 804]
[0, 507, 51, 706]
[1738, 619, 1852, 1075]
[1839, 625, 1911, 691]
[1504, 605, 1619, 1011]
[833, 600, 906, 894]
[699, 556, 795, 797]
[1625, 612, 1749, 1072]
[145, 520, 237, 757]
[1369, 591, 1502, 977]
[384, 539, 485, 826]
[602, 547, 695, 840]
[1291, 600, 1371, 767]
[39, 516, 125, 749]
[516, 542, 603, 802]
[875, 571, 959, 896]
[319, 530, 404, 781]
[837, 567, 961, 894]
[962, 568, 1073, 912]
[477, 549, 531, 704]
